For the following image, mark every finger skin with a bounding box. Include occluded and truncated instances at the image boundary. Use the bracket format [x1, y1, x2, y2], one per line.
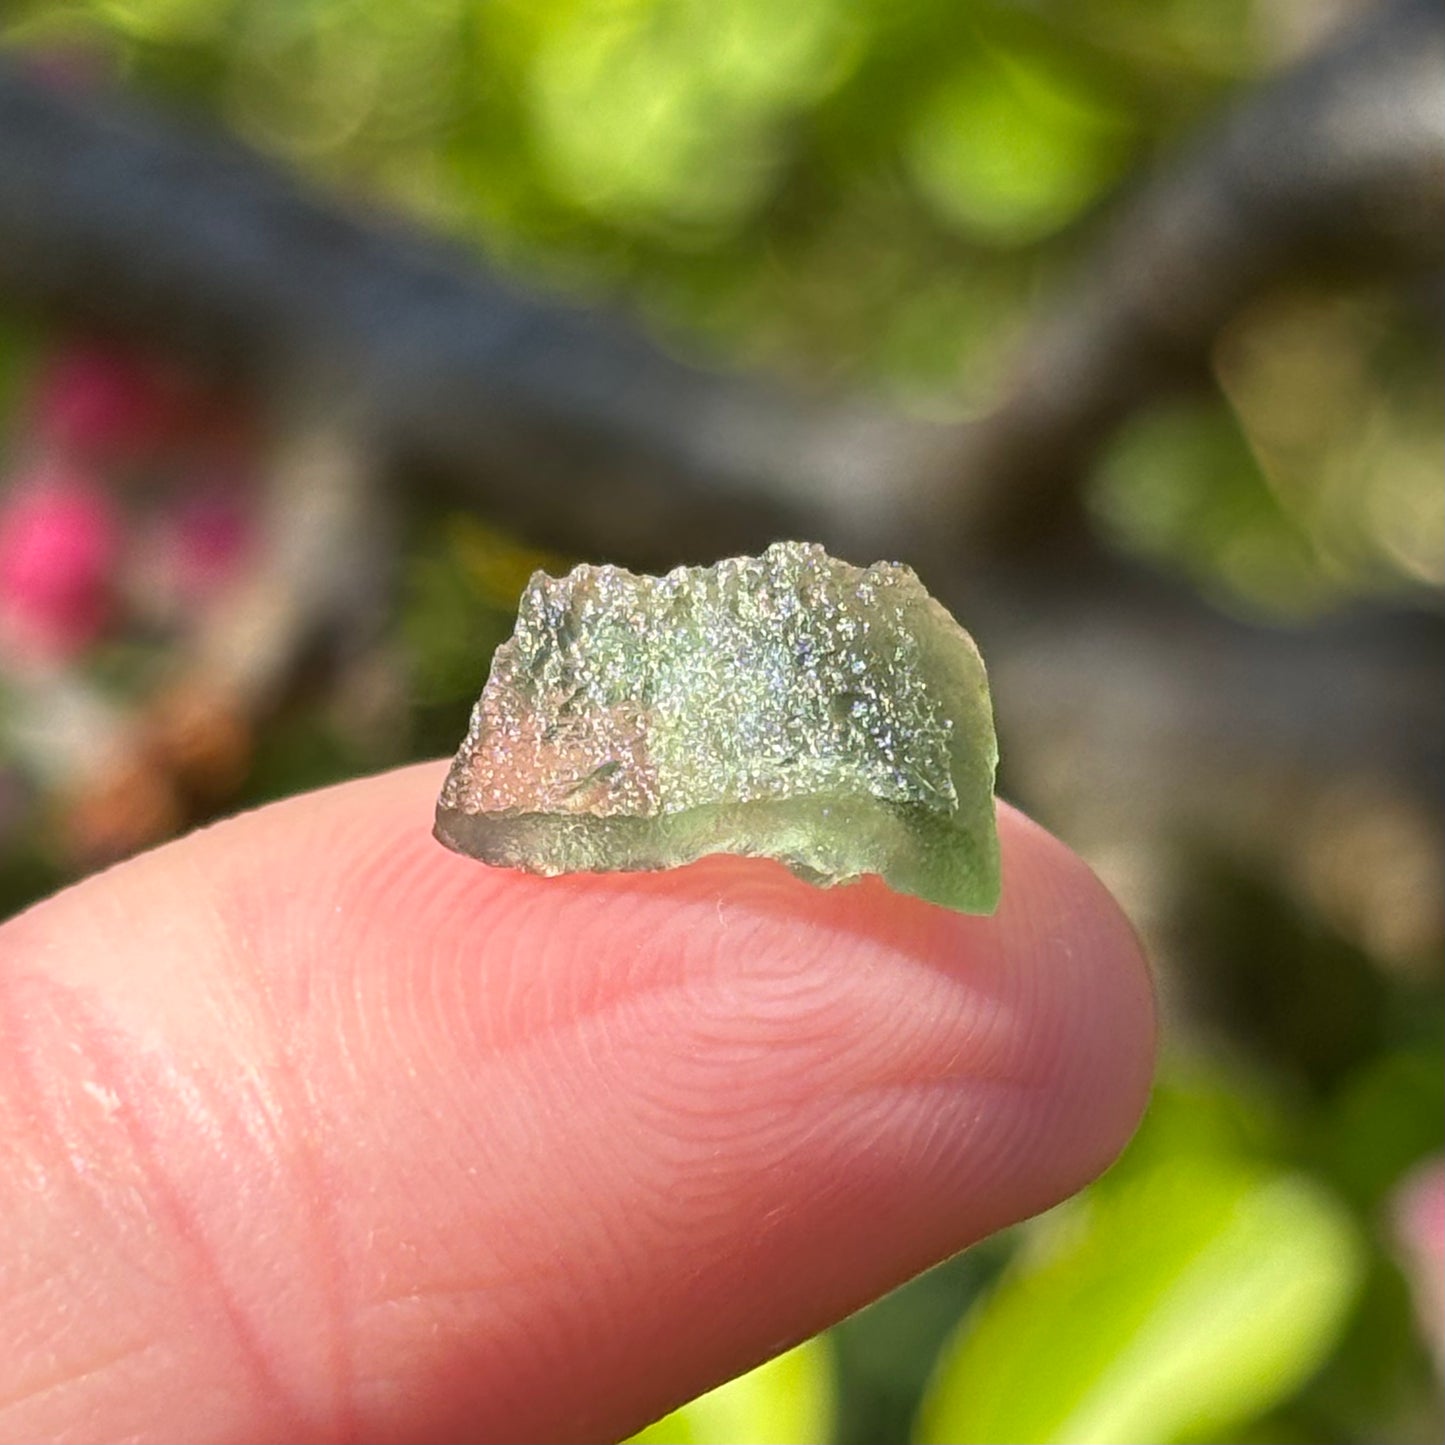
[0, 763, 1154, 1444]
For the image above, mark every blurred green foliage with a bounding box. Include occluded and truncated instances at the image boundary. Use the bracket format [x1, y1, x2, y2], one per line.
[614, 1054, 1442, 1444]
[905, 36, 1135, 245]
[916, 1083, 1364, 1444]
[1090, 398, 1332, 618]
[0, 2, 1441, 1442]
[628, 1335, 837, 1445]
[7, 0, 1429, 610]
[616, 1055, 1441, 1444]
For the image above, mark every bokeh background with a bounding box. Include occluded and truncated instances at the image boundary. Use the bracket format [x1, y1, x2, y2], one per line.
[0, 1, 1440, 1441]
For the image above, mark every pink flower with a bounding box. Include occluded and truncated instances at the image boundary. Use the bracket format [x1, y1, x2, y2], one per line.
[0, 467, 122, 663]
[157, 485, 254, 605]
[1392, 1157, 1445, 1372]
[30, 342, 182, 461]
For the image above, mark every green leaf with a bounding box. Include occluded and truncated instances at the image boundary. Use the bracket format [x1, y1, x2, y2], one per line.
[628, 1335, 836, 1445]
[915, 1158, 1364, 1444]
[1318, 1046, 1445, 1209]
[906, 41, 1133, 246]
[526, 0, 857, 232]
[1088, 398, 1336, 617]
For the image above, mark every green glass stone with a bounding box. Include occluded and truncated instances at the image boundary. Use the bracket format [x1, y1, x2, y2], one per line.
[434, 542, 1000, 913]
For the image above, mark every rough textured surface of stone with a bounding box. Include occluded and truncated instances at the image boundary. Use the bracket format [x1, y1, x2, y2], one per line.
[435, 541, 1000, 912]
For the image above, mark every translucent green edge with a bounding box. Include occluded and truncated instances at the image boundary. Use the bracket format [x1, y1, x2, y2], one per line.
[435, 792, 1000, 914]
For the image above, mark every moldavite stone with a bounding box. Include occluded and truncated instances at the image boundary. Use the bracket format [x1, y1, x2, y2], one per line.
[435, 542, 1000, 912]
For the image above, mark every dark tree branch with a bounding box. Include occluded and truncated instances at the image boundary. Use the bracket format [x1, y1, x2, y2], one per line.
[940, 0, 1445, 554]
[0, 56, 936, 566]
[1, 3, 1439, 567]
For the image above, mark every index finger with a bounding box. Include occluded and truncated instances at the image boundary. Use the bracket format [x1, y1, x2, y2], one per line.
[0, 763, 1154, 1444]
